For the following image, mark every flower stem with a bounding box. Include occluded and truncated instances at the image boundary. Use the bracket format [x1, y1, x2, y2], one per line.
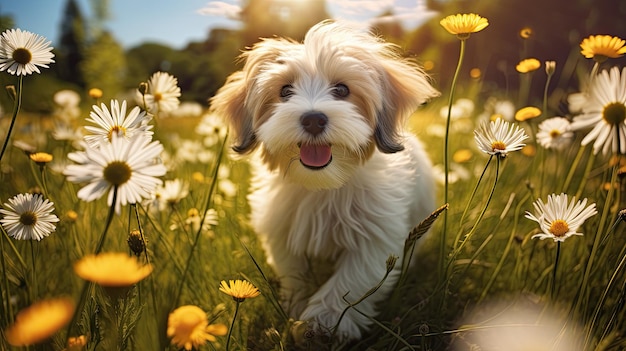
[441, 38, 466, 279]
[456, 155, 493, 246]
[225, 301, 241, 351]
[551, 241, 561, 300]
[94, 186, 118, 254]
[0, 76, 23, 164]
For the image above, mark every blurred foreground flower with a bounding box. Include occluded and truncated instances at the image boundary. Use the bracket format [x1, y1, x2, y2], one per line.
[525, 193, 597, 242]
[4, 297, 74, 346]
[580, 34, 626, 62]
[536, 117, 574, 150]
[219, 279, 260, 302]
[138, 71, 181, 114]
[167, 305, 228, 351]
[516, 58, 541, 73]
[570, 66, 626, 155]
[84, 99, 152, 147]
[74, 252, 153, 287]
[0, 28, 55, 76]
[64, 134, 166, 214]
[0, 193, 59, 241]
[440, 13, 489, 39]
[474, 118, 528, 158]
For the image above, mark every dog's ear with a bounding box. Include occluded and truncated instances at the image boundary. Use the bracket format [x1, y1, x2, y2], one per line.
[375, 57, 439, 153]
[210, 38, 296, 154]
[210, 70, 257, 153]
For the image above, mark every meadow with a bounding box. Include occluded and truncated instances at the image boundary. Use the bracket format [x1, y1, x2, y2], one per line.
[1, 13, 626, 351]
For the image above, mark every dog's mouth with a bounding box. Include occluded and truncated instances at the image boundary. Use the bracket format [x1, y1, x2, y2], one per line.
[298, 143, 332, 169]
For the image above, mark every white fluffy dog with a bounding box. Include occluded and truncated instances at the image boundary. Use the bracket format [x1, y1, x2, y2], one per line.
[210, 20, 439, 341]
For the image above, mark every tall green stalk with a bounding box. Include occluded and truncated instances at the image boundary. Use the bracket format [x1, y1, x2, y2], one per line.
[0, 76, 23, 164]
[442, 38, 467, 279]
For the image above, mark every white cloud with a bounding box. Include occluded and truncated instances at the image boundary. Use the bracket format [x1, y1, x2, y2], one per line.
[197, 1, 242, 21]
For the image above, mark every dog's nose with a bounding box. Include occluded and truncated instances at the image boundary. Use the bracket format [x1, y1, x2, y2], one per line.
[301, 112, 328, 136]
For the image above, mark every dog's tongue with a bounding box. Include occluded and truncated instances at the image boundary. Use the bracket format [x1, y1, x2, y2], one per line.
[300, 143, 332, 168]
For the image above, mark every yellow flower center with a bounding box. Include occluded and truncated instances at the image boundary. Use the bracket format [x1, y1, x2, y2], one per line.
[107, 125, 126, 141]
[19, 211, 37, 226]
[12, 48, 32, 65]
[549, 219, 569, 237]
[154, 92, 163, 102]
[491, 141, 507, 151]
[602, 102, 626, 125]
[549, 129, 561, 138]
[103, 161, 132, 186]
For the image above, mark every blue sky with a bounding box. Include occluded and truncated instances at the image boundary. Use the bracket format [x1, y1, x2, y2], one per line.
[1, 0, 436, 49]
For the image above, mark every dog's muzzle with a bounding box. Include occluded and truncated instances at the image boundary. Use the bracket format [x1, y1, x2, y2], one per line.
[299, 112, 332, 169]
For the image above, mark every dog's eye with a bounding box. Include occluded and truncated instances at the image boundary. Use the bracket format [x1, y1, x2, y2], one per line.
[332, 83, 349, 99]
[280, 85, 294, 100]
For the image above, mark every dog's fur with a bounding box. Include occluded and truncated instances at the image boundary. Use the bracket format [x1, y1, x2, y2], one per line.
[210, 20, 439, 341]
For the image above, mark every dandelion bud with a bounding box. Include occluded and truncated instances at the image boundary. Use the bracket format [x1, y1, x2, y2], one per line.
[264, 327, 282, 345]
[138, 82, 149, 96]
[545, 61, 556, 76]
[6, 85, 16, 101]
[290, 320, 317, 346]
[127, 229, 146, 256]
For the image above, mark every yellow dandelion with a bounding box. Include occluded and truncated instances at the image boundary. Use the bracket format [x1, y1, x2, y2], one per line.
[167, 305, 227, 351]
[519, 27, 533, 39]
[453, 149, 473, 163]
[29, 152, 53, 168]
[219, 279, 260, 302]
[440, 13, 489, 39]
[4, 297, 75, 346]
[580, 35, 626, 62]
[73, 252, 153, 287]
[88, 88, 103, 99]
[515, 106, 542, 121]
[522, 144, 536, 157]
[67, 335, 88, 351]
[470, 67, 482, 79]
[516, 58, 541, 73]
[65, 210, 79, 222]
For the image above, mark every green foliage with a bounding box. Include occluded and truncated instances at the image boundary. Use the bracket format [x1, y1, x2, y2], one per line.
[80, 31, 127, 98]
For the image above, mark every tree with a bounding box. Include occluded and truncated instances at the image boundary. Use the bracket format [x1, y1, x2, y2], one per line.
[56, 0, 87, 88]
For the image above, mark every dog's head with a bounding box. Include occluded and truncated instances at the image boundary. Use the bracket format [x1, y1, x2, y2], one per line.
[210, 20, 438, 190]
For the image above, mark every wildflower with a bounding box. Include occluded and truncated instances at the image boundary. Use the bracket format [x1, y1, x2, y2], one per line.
[66, 335, 88, 351]
[440, 13, 489, 39]
[536, 117, 574, 150]
[519, 27, 533, 39]
[580, 35, 626, 62]
[219, 279, 260, 302]
[4, 297, 74, 346]
[516, 58, 541, 73]
[63, 134, 166, 214]
[88, 88, 103, 99]
[167, 305, 227, 351]
[153, 179, 189, 211]
[515, 106, 542, 122]
[74, 252, 153, 287]
[84, 99, 152, 147]
[545, 61, 556, 76]
[127, 229, 146, 256]
[196, 112, 228, 148]
[525, 193, 597, 242]
[453, 149, 473, 163]
[474, 118, 528, 158]
[53, 89, 80, 108]
[138, 71, 181, 114]
[570, 66, 626, 155]
[0, 193, 59, 241]
[0, 28, 54, 76]
[29, 152, 53, 168]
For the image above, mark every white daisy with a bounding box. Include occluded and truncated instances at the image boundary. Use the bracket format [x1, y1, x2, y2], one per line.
[195, 112, 228, 148]
[137, 71, 181, 114]
[474, 118, 528, 158]
[570, 66, 626, 155]
[525, 193, 597, 242]
[0, 193, 59, 241]
[84, 99, 153, 148]
[0, 28, 55, 76]
[536, 117, 574, 150]
[152, 179, 190, 211]
[63, 134, 167, 214]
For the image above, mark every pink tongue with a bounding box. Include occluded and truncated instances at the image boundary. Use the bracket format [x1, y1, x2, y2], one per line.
[300, 144, 332, 168]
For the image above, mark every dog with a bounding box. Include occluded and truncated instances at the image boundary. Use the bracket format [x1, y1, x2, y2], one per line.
[210, 20, 439, 342]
